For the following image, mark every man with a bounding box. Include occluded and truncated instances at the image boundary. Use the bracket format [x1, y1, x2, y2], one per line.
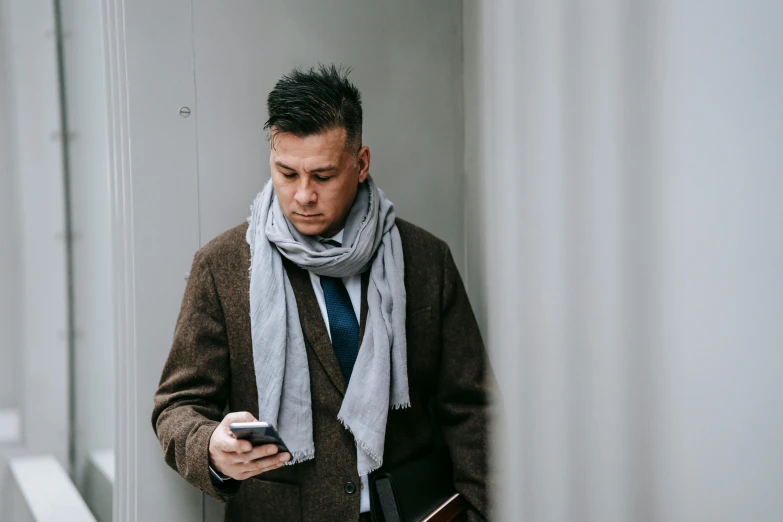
[152, 65, 490, 521]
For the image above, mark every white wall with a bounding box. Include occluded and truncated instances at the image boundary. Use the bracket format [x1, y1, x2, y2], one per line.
[105, 1, 464, 520]
[59, 0, 115, 501]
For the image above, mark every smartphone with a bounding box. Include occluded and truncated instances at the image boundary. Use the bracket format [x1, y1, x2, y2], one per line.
[228, 421, 290, 454]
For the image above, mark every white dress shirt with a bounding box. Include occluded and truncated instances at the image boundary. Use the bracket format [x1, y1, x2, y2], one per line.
[310, 229, 369, 513]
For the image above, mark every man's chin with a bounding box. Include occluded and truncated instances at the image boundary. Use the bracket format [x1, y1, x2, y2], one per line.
[289, 219, 325, 237]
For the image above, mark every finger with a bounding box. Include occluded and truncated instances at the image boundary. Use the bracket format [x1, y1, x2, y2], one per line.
[221, 456, 273, 479]
[214, 428, 252, 453]
[235, 465, 272, 480]
[246, 443, 279, 461]
[222, 466, 253, 481]
[221, 411, 257, 425]
[238, 454, 289, 479]
[246, 452, 290, 468]
[238, 468, 264, 480]
[231, 445, 279, 465]
[221, 436, 253, 454]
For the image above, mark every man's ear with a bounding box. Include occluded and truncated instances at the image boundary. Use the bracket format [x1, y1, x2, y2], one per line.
[357, 145, 370, 183]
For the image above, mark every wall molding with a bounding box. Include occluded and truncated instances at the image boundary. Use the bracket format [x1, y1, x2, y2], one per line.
[101, 1, 136, 520]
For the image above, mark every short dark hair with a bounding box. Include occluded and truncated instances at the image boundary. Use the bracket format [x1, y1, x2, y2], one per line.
[265, 64, 363, 152]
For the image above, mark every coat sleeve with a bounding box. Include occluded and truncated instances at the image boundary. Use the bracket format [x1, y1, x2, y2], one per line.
[434, 245, 493, 521]
[151, 250, 241, 501]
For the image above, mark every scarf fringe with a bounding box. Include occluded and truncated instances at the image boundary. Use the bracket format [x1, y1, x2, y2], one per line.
[337, 413, 383, 475]
[285, 448, 315, 466]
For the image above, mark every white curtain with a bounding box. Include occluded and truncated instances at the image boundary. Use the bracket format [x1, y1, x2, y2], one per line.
[467, 1, 783, 521]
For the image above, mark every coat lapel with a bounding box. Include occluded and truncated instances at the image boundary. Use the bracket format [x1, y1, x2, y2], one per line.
[281, 259, 371, 398]
[283, 258, 347, 396]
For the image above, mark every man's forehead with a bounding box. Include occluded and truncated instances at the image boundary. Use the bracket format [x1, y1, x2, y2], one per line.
[270, 127, 347, 152]
[270, 129, 348, 167]
[271, 147, 344, 165]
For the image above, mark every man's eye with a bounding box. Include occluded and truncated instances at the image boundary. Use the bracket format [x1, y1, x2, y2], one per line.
[282, 172, 296, 179]
[315, 175, 332, 182]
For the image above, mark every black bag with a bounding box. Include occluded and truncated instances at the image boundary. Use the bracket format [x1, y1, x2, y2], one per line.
[369, 448, 467, 522]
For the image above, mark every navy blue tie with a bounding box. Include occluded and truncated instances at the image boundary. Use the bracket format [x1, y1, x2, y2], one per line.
[320, 240, 360, 383]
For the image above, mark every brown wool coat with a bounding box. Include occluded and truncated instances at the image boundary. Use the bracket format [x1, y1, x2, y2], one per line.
[152, 219, 490, 521]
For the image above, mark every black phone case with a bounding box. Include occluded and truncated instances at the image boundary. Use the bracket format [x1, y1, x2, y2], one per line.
[230, 425, 290, 453]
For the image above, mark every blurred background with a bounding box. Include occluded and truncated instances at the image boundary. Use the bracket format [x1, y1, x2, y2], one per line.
[0, 1, 781, 521]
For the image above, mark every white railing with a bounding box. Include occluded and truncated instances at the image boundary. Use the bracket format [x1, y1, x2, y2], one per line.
[83, 450, 114, 522]
[9, 455, 96, 522]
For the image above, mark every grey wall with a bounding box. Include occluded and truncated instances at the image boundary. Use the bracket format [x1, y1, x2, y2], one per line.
[1, 0, 69, 466]
[107, 1, 465, 520]
[652, 1, 783, 520]
[0, 1, 71, 518]
[192, 0, 465, 268]
[462, 0, 486, 335]
[0, 0, 19, 411]
[59, 0, 115, 500]
[107, 0, 203, 518]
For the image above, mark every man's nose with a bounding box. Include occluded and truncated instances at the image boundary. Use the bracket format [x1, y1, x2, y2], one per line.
[293, 178, 317, 206]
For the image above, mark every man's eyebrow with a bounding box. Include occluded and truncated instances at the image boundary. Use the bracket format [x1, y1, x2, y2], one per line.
[309, 166, 338, 173]
[274, 162, 338, 173]
[274, 161, 295, 171]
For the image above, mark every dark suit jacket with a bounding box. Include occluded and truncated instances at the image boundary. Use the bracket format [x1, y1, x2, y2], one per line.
[152, 219, 490, 521]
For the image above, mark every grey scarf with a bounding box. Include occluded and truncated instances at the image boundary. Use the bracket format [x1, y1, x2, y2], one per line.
[246, 176, 409, 475]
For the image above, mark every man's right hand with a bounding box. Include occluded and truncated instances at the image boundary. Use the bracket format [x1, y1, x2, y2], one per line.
[208, 411, 291, 480]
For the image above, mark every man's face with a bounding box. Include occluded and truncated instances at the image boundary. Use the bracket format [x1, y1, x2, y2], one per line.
[270, 127, 369, 238]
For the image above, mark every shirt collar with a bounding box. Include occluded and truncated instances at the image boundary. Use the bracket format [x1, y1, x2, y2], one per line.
[318, 229, 344, 246]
